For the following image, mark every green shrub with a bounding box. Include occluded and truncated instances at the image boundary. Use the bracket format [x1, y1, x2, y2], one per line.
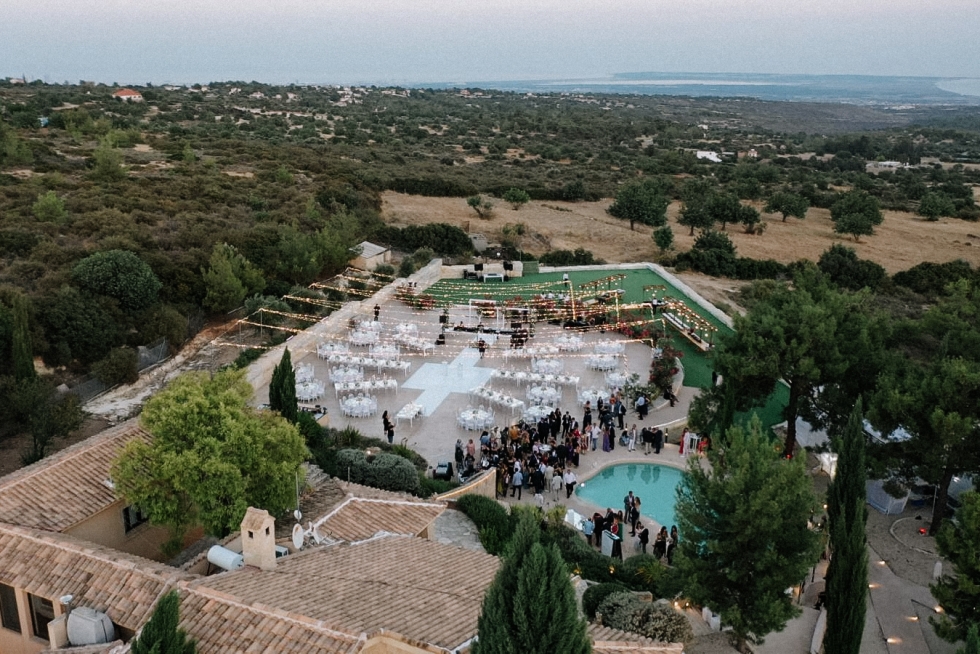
[333, 449, 421, 494]
[456, 494, 513, 555]
[398, 258, 416, 277]
[373, 224, 472, 257]
[232, 347, 263, 369]
[92, 346, 139, 385]
[817, 244, 886, 291]
[412, 247, 436, 266]
[373, 263, 395, 279]
[618, 554, 666, 595]
[363, 452, 421, 494]
[892, 260, 975, 297]
[583, 583, 628, 620]
[418, 475, 457, 498]
[612, 600, 694, 643]
[539, 248, 602, 266]
[296, 411, 325, 449]
[596, 591, 638, 624]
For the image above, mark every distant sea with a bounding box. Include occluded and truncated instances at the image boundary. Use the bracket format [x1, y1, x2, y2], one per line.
[421, 72, 980, 106]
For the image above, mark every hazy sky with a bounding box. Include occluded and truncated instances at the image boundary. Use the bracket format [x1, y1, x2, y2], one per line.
[3, 0, 979, 85]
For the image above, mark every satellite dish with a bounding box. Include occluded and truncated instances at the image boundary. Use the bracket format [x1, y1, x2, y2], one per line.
[291, 523, 305, 550]
[293, 509, 302, 522]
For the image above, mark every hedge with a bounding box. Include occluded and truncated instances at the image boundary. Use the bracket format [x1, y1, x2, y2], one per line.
[455, 494, 513, 555]
[334, 449, 420, 495]
[583, 583, 628, 620]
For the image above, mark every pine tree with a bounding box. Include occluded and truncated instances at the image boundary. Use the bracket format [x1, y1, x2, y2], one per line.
[130, 590, 196, 654]
[824, 400, 869, 654]
[675, 416, 821, 653]
[11, 294, 35, 381]
[269, 348, 298, 423]
[475, 511, 591, 654]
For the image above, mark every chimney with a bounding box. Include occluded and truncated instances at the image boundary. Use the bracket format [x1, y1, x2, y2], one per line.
[240, 507, 277, 571]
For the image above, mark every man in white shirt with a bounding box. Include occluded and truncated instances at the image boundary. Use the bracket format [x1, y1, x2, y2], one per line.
[563, 469, 577, 498]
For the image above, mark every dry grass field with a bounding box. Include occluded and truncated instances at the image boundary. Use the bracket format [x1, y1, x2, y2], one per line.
[382, 191, 980, 275]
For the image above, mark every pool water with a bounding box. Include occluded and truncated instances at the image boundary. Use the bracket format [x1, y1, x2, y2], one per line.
[576, 463, 684, 530]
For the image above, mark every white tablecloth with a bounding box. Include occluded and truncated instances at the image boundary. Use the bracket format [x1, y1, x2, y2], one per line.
[359, 320, 383, 332]
[394, 334, 434, 355]
[334, 379, 397, 396]
[527, 385, 561, 406]
[523, 405, 555, 422]
[525, 345, 560, 358]
[330, 366, 364, 383]
[394, 323, 419, 337]
[296, 381, 325, 402]
[317, 342, 348, 358]
[341, 396, 377, 418]
[396, 402, 424, 426]
[294, 363, 315, 383]
[531, 358, 563, 375]
[594, 341, 626, 355]
[587, 354, 618, 371]
[349, 330, 380, 346]
[370, 343, 400, 359]
[605, 371, 629, 389]
[469, 386, 526, 415]
[491, 370, 579, 387]
[458, 409, 495, 431]
[554, 334, 584, 352]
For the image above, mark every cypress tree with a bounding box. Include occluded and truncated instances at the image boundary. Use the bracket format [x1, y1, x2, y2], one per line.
[475, 511, 591, 654]
[824, 400, 869, 654]
[962, 623, 980, 654]
[269, 348, 298, 423]
[11, 295, 35, 381]
[130, 590, 196, 654]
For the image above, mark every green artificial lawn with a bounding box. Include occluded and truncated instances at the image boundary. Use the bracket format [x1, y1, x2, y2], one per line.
[425, 267, 788, 429]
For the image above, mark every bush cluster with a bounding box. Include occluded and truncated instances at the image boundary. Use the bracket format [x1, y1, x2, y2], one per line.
[892, 259, 975, 297]
[373, 223, 473, 257]
[582, 583, 628, 620]
[539, 248, 603, 266]
[597, 592, 694, 643]
[335, 449, 421, 495]
[674, 230, 789, 280]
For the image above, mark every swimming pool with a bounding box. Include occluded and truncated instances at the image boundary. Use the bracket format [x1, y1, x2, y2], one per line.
[576, 463, 685, 530]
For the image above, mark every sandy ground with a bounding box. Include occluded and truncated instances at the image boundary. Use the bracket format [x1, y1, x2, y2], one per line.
[382, 192, 980, 274]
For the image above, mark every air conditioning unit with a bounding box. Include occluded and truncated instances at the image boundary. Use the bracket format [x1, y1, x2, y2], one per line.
[67, 607, 116, 646]
[275, 545, 289, 559]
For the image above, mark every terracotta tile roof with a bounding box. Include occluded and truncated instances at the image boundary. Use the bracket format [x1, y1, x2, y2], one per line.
[177, 586, 362, 654]
[336, 479, 429, 501]
[275, 477, 347, 539]
[314, 497, 444, 542]
[0, 419, 149, 531]
[112, 88, 141, 97]
[192, 535, 499, 650]
[589, 624, 685, 653]
[0, 522, 190, 630]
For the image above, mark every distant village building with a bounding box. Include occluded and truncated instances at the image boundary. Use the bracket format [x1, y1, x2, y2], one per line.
[112, 88, 143, 102]
[696, 150, 723, 163]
